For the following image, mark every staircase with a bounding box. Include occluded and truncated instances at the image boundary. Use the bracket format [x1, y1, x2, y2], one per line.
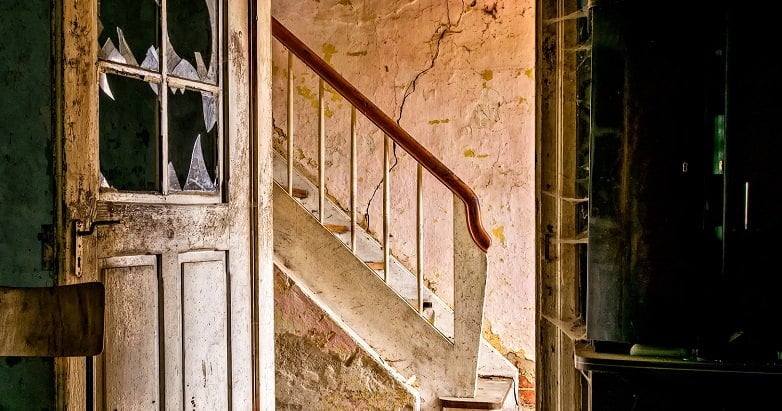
[270, 17, 519, 410]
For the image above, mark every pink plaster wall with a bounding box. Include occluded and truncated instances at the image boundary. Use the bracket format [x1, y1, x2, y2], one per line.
[271, 0, 536, 374]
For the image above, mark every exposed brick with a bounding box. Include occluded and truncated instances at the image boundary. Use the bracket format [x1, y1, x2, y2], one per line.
[519, 389, 536, 405]
[519, 374, 535, 389]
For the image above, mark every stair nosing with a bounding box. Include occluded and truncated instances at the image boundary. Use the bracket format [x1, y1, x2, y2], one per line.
[439, 377, 513, 409]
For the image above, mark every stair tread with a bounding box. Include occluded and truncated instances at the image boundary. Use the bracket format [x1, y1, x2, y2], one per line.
[280, 185, 309, 199]
[440, 377, 514, 409]
[324, 223, 349, 234]
[365, 261, 384, 270]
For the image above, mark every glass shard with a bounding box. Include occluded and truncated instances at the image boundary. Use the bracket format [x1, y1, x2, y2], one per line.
[116, 27, 139, 66]
[98, 0, 159, 69]
[204, 0, 217, 83]
[140, 46, 160, 71]
[100, 172, 111, 188]
[201, 92, 217, 132]
[100, 73, 115, 100]
[194, 52, 208, 80]
[206, 55, 216, 84]
[168, 88, 218, 192]
[165, 36, 199, 82]
[168, 162, 182, 191]
[171, 58, 199, 81]
[101, 38, 126, 64]
[139, 46, 160, 95]
[165, 35, 183, 73]
[183, 135, 216, 191]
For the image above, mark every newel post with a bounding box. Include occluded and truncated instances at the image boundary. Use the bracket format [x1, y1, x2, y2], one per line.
[450, 194, 489, 397]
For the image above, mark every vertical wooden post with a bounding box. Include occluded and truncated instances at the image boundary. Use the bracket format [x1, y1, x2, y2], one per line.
[450, 195, 488, 397]
[287, 51, 294, 197]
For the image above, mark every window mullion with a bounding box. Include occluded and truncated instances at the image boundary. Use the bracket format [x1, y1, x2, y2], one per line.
[160, 0, 170, 195]
[216, 0, 224, 195]
[98, 61, 163, 83]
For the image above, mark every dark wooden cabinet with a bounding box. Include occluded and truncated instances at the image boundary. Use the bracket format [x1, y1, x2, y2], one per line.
[587, 1, 782, 360]
[587, 0, 724, 349]
[720, 5, 782, 360]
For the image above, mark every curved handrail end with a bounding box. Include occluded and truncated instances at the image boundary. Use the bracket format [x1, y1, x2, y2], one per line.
[462, 196, 491, 253]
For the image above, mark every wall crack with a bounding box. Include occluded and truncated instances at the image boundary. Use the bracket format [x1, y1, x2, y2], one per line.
[363, 0, 469, 230]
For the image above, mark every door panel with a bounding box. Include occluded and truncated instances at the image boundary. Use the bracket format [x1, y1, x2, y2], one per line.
[99, 255, 161, 410]
[181, 251, 229, 410]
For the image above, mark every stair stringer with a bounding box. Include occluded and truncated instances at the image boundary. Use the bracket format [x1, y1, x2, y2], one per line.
[274, 260, 422, 410]
[275, 182, 477, 409]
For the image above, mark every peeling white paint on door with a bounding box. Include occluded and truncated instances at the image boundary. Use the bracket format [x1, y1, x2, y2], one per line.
[56, 0, 273, 409]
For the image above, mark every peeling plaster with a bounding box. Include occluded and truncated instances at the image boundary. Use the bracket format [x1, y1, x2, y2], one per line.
[481, 68, 493, 80]
[322, 43, 338, 63]
[464, 148, 489, 158]
[492, 226, 506, 247]
[483, 319, 523, 359]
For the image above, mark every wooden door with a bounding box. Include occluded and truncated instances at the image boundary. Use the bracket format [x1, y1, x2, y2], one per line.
[56, 0, 265, 409]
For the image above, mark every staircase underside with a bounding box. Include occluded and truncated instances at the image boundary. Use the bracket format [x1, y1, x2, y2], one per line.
[272, 163, 519, 408]
[274, 263, 421, 409]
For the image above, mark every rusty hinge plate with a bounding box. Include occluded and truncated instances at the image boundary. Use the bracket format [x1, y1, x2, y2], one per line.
[37, 224, 55, 271]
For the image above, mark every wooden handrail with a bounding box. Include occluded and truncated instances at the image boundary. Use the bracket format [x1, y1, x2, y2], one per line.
[271, 17, 491, 252]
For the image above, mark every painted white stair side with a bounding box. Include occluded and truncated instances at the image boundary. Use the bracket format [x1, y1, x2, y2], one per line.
[272, 151, 519, 410]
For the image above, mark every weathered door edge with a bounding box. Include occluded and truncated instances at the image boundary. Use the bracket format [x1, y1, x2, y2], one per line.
[55, 0, 98, 407]
[252, 0, 275, 409]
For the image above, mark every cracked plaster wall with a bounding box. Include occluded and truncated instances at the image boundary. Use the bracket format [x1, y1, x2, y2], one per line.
[274, 266, 417, 410]
[271, 0, 536, 380]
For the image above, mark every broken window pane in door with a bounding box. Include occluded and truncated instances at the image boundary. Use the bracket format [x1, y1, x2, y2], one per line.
[98, 0, 160, 68]
[168, 88, 218, 192]
[96, 0, 222, 197]
[100, 74, 160, 192]
[167, 0, 217, 83]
